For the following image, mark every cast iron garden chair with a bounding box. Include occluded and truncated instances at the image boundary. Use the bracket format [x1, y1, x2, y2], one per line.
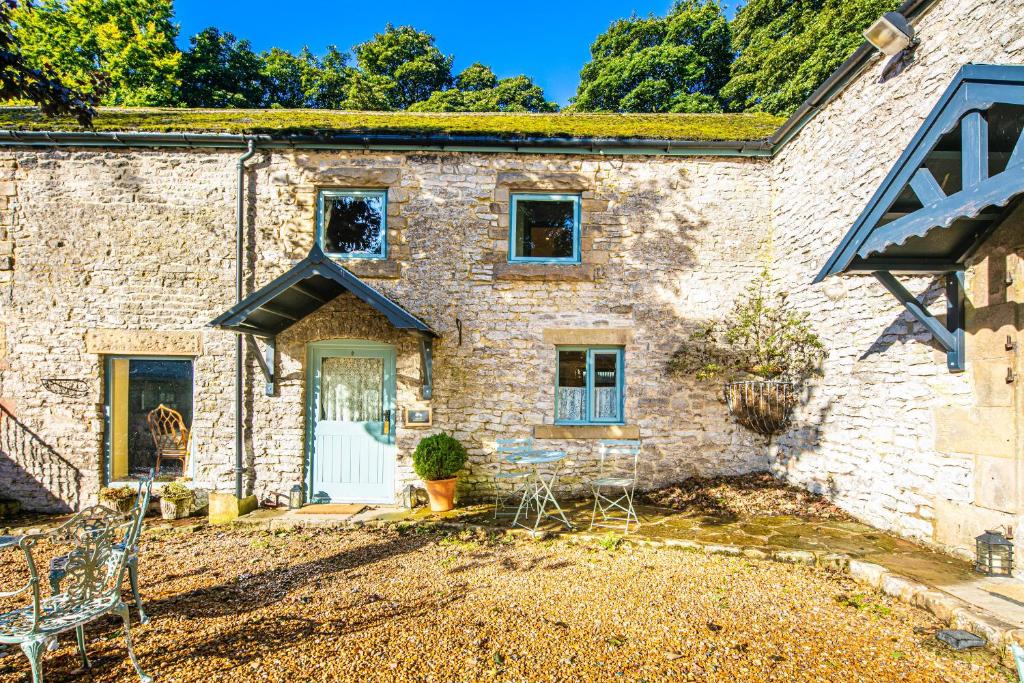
[0, 478, 154, 682]
[49, 472, 153, 625]
[494, 438, 538, 518]
[147, 404, 190, 476]
[589, 440, 642, 533]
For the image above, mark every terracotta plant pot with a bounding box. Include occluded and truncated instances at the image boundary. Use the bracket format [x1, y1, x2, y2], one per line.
[423, 478, 457, 512]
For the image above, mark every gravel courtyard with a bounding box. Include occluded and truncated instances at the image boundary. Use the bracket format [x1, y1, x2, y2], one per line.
[0, 523, 1011, 682]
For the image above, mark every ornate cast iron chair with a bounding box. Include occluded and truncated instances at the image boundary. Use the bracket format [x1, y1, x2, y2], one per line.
[589, 440, 642, 533]
[49, 473, 153, 626]
[494, 438, 537, 519]
[147, 404, 190, 475]
[0, 478, 154, 682]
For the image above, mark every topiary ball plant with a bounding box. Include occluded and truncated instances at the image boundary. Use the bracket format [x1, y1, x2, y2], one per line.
[412, 432, 468, 482]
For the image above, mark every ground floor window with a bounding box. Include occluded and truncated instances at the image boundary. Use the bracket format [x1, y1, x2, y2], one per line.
[106, 357, 194, 480]
[555, 347, 624, 424]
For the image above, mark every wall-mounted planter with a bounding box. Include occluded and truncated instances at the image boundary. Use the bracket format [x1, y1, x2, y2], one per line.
[724, 381, 797, 436]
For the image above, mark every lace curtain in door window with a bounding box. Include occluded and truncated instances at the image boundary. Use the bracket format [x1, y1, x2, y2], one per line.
[320, 357, 383, 422]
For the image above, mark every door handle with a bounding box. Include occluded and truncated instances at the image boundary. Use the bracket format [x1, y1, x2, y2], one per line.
[383, 409, 392, 436]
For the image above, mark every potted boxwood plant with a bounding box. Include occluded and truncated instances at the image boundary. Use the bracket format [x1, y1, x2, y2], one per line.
[412, 433, 468, 512]
[99, 486, 135, 514]
[159, 482, 195, 520]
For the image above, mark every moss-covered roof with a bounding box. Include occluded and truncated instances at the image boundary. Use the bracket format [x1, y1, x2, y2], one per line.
[0, 107, 785, 142]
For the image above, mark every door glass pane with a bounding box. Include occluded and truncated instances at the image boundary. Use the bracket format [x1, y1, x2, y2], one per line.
[323, 192, 385, 257]
[321, 356, 383, 421]
[592, 352, 620, 421]
[513, 197, 577, 259]
[556, 350, 586, 422]
[116, 359, 193, 478]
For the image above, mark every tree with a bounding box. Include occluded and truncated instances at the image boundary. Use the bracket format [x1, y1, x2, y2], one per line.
[572, 0, 732, 113]
[410, 67, 558, 113]
[178, 27, 264, 108]
[12, 0, 179, 106]
[455, 62, 497, 91]
[348, 24, 452, 110]
[722, 0, 900, 115]
[0, 0, 100, 124]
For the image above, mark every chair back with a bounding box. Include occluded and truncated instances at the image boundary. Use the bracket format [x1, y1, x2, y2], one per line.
[597, 440, 641, 480]
[496, 438, 535, 464]
[147, 404, 189, 453]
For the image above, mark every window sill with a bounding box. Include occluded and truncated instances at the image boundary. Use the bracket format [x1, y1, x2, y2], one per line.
[493, 262, 595, 282]
[340, 260, 401, 279]
[534, 424, 639, 440]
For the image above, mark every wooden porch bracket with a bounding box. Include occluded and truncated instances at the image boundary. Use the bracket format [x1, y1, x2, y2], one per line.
[873, 270, 965, 372]
[419, 335, 433, 400]
[244, 334, 277, 395]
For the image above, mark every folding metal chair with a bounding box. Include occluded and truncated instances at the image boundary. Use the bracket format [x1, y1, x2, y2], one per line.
[494, 438, 536, 519]
[589, 440, 641, 533]
[1011, 643, 1024, 683]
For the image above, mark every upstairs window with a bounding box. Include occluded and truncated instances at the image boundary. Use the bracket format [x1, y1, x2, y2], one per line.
[555, 347, 624, 424]
[318, 189, 387, 259]
[509, 193, 580, 262]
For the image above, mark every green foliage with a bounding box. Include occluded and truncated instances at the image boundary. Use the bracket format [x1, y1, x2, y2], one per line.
[0, 106, 785, 140]
[668, 268, 826, 382]
[598, 532, 623, 551]
[573, 0, 732, 113]
[177, 27, 264, 107]
[99, 485, 134, 502]
[412, 432, 467, 481]
[456, 62, 497, 91]
[259, 45, 352, 109]
[410, 74, 557, 113]
[349, 24, 453, 110]
[12, 0, 179, 106]
[159, 481, 193, 501]
[722, 0, 900, 115]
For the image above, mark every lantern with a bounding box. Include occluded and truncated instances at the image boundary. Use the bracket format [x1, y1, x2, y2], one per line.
[975, 530, 1013, 576]
[288, 484, 304, 510]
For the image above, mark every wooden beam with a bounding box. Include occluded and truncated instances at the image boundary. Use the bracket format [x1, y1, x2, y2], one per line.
[909, 167, 946, 206]
[244, 334, 276, 396]
[1009, 125, 1024, 169]
[846, 259, 962, 273]
[962, 111, 989, 188]
[873, 271, 962, 371]
[255, 303, 299, 322]
[292, 283, 329, 305]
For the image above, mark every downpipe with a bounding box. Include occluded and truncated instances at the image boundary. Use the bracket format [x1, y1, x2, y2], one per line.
[235, 139, 257, 499]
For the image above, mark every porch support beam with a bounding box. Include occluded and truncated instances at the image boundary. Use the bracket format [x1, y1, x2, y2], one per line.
[872, 270, 965, 372]
[962, 110, 989, 189]
[244, 333, 276, 395]
[419, 334, 433, 400]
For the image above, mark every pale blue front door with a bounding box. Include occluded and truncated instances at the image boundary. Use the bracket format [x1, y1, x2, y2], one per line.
[307, 341, 396, 504]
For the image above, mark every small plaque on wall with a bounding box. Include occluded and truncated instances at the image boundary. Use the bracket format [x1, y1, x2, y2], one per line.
[404, 408, 432, 427]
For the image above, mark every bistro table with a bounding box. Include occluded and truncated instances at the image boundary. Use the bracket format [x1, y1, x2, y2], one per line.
[511, 450, 574, 534]
[0, 535, 21, 549]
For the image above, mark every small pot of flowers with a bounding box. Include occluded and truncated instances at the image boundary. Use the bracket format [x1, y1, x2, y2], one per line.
[412, 433, 468, 513]
[99, 486, 136, 514]
[159, 482, 195, 520]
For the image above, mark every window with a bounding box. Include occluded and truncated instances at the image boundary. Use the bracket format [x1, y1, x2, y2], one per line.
[106, 357, 194, 480]
[318, 189, 387, 259]
[555, 347, 624, 424]
[510, 193, 580, 262]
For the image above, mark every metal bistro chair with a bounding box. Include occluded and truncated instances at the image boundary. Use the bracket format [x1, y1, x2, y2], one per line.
[0, 478, 154, 683]
[589, 440, 642, 533]
[49, 472, 153, 626]
[494, 438, 537, 519]
[147, 404, 190, 476]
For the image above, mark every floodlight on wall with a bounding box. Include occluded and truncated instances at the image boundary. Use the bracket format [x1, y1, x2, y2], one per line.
[864, 12, 916, 56]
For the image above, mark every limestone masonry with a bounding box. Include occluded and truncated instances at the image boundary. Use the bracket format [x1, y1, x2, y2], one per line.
[0, 0, 1022, 569]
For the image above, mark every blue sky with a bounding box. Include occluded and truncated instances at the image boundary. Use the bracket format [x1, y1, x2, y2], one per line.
[174, 0, 743, 106]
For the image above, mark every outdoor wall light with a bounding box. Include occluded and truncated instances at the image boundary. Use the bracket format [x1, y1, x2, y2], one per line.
[864, 12, 916, 56]
[975, 529, 1014, 577]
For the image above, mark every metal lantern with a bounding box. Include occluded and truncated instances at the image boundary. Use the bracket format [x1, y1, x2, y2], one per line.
[975, 530, 1013, 576]
[288, 484, 304, 510]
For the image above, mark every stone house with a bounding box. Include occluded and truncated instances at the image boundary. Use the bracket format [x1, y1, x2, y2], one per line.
[1, 0, 1022, 568]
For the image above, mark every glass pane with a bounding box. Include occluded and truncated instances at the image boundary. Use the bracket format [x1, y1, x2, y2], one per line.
[321, 357, 383, 422]
[513, 198, 576, 259]
[323, 193, 385, 256]
[557, 350, 586, 422]
[126, 359, 193, 477]
[592, 352, 620, 421]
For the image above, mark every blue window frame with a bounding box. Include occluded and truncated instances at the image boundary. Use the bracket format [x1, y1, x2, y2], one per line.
[509, 193, 581, 263]
[317, 189, 388, 260]
[555, 347, 624, 425]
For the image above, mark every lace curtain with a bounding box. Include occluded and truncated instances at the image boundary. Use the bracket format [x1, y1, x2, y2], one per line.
[320, 357, 383, 422]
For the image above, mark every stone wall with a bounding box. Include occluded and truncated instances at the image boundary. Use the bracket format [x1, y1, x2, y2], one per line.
[768, 0, 1024, 563]
[0, 147, 771, 510]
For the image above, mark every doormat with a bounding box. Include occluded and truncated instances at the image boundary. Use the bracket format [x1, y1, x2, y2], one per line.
[294, 504, 366, 516]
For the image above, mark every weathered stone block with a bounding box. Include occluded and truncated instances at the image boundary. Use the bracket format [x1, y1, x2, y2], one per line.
[208, 492, 258, 525]
[933, 407, 1015, 457]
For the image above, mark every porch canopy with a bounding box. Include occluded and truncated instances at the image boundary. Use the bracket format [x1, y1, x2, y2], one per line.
[815, 64, 1024, 372]
[210, 243, 437, 397]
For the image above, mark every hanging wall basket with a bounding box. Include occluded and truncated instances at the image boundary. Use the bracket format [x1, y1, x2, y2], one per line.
[724, 380, 798, 436]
